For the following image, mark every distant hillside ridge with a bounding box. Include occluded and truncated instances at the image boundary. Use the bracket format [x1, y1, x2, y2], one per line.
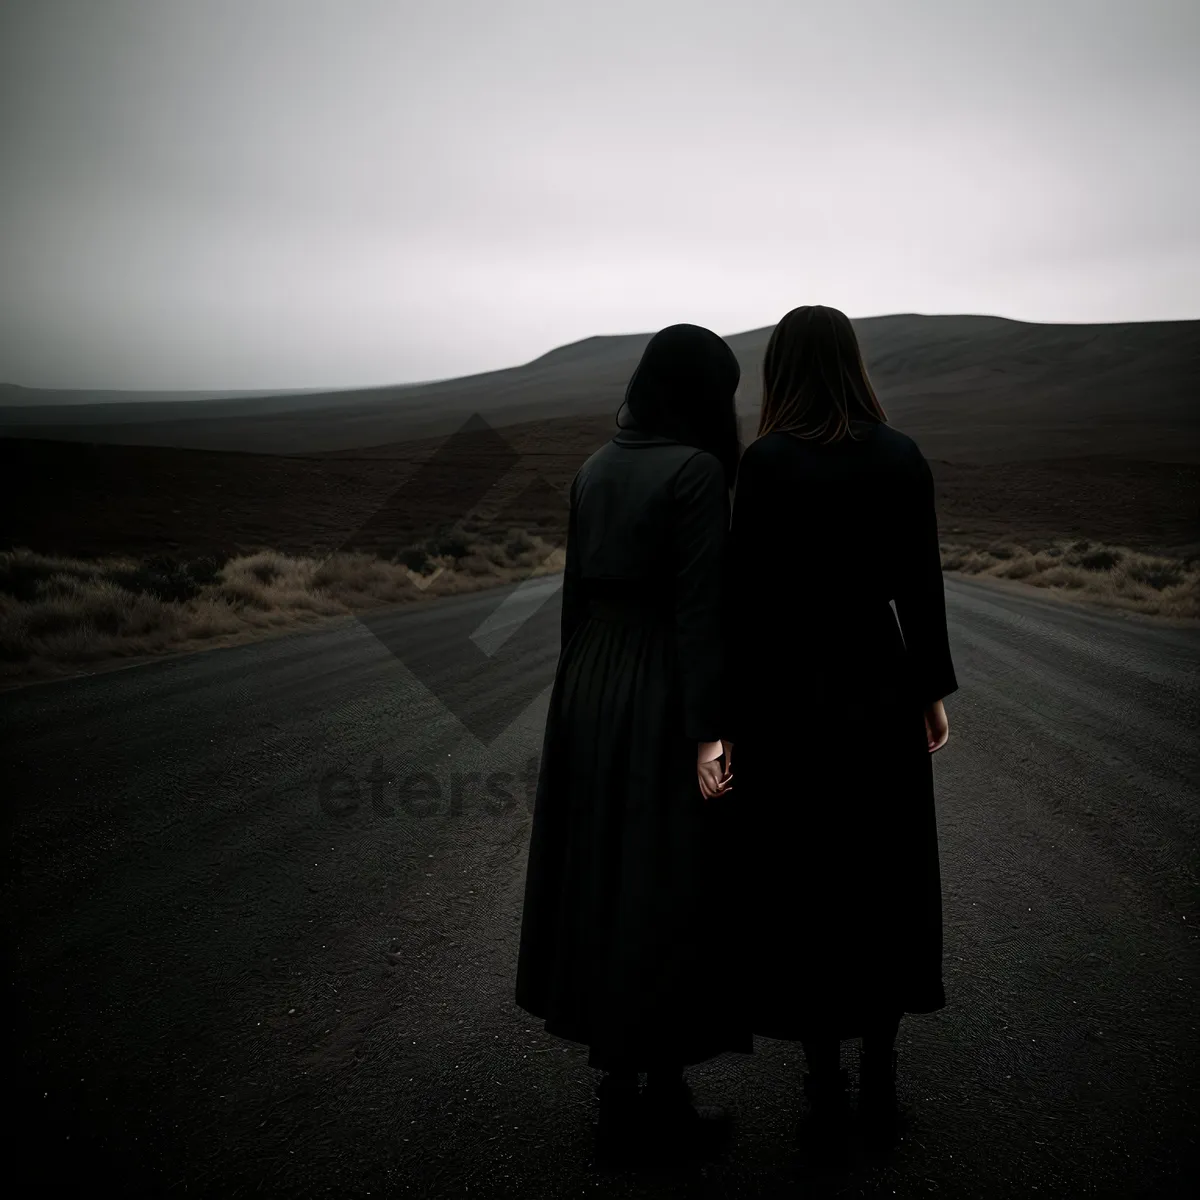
[0, 314, 1195, 462]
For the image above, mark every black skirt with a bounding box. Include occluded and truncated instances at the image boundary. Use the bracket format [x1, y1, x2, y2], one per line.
[515, 593, 753, 1071]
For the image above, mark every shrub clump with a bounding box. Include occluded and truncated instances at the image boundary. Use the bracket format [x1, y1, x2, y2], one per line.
[938, 538, 1197, 618]
[426, 528, 471, 560]
[398, 545, 432, 574]
[505, 530, 536, 558]
[1075, 548, 1122, 571]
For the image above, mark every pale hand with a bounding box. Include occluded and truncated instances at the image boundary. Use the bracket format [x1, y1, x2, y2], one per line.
[925, 700, 949, 753]
[697, 740, 733, 799]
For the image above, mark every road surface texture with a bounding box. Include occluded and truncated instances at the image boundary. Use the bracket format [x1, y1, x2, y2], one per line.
[5, 575, 1198, 1198]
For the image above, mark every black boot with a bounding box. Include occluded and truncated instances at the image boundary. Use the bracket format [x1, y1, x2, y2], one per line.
[859, 1048, 900, 1151]
[594, 1073, 642, 1164]
[641, 1076, 731, 1162]
[796, 1067, 852, 1166]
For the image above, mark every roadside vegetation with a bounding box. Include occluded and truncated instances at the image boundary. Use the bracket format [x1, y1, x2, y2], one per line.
[940, 538, 1199, 619]
[0, 534, 1194, 685]
[0, 527, 565, 683]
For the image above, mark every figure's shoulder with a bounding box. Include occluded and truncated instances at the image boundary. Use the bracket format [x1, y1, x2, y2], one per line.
[872, 424, 930, 470]
[737, 431, 819, 480]
[575, 438, 628, 479]
[870, 422, 919, 455]
[570, 444, 613, 502]
[571, 445, 601, 486]
[738, 424, 928, 475]
[574, 437, 718, 490]
[578, 441, 613, 472]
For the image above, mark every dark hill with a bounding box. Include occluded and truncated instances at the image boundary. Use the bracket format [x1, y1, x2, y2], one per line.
[1, 315, 1195, 463]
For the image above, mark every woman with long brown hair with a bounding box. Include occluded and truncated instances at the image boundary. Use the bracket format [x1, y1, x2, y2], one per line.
[724, 305, 958, 1163]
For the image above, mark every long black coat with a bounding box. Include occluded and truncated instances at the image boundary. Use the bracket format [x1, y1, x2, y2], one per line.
[724, 423, 958, 1041]
[515, 428, 752, 1072]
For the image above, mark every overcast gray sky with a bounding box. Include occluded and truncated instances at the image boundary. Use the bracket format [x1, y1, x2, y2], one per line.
[1, 0, 1196, 390]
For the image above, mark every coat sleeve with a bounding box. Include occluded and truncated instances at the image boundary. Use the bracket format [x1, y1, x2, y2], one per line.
[670, 451, 730, 743]
[893, 447, 959, 706]
[559, 474, 584, 652]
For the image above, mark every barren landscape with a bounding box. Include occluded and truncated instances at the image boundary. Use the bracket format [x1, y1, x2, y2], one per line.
[1, 314, 1197, 683]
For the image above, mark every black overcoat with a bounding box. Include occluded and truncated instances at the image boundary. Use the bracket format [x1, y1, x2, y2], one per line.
[515, 427, 752, 1071]
[724, 423, 959, 1041]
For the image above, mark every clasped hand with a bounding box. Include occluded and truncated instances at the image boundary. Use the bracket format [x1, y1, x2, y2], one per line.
[698, 702, 949, 798]
[697, 739, 733, 799]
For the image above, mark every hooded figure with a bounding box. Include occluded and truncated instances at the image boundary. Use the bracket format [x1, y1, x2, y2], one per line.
[515, 324, 751, 1160]
[616, 323, 742, 488]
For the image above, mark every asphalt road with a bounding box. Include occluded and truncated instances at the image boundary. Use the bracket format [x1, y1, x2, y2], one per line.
[5, 575, 1198, 1199]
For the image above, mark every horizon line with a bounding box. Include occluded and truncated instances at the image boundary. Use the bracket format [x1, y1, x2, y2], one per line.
[2, 309, 1197, 398]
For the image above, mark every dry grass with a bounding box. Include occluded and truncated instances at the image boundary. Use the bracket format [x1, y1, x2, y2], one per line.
[0, 529, 566, 684]
[940, 538, 1200, 619]
[2, 533, 1193, 686]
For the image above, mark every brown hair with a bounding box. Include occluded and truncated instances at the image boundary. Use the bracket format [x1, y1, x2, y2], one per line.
[757, 305, 888, 441]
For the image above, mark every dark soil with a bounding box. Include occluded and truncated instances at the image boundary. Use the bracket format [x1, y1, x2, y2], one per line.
[2, 420, 1196, 567]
